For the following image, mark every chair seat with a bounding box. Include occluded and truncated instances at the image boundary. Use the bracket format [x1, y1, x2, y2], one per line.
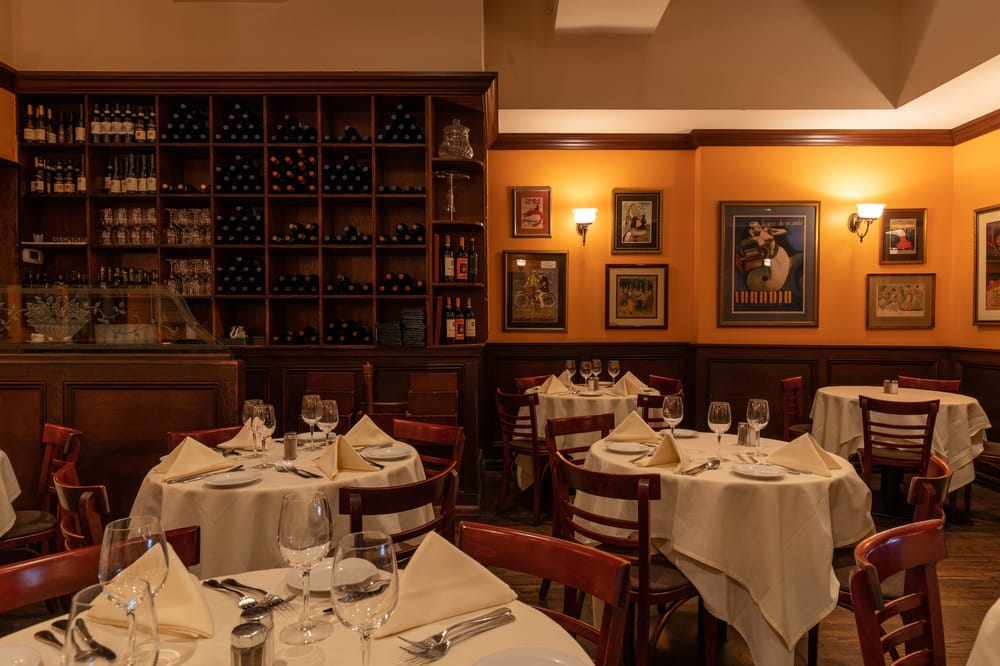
[983, 440, 1000, 456]
[834, 561, 903, 600]
[868, 446, 922, 461]
[644, 557, 695, 593]
[790, 423, 812, 436]
[3, 510, 56, 539]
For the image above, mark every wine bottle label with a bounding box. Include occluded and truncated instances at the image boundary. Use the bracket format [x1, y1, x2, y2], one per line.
[466, 318, 476, 341]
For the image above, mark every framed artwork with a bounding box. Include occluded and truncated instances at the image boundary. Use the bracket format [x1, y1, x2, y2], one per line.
[503, 250, 568, 330]
[511, 187, 552, 237]
[605, 264, 668, 329]
[880, 208, 926, 264]
[866, 273, 936, 329]
[974, 203, 1000, 324]
[612, 189, 662, 253]
[718, 201, 820, 327]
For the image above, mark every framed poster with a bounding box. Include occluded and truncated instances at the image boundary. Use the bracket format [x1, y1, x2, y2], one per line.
[880, 208, 926, 264]
[503, 250, 568, 330]
[511, 187, 552, 237]
[612, 189, 662, 253]
[605, 264, 668, 329]
[866, 273, 935, 329]
[718, 201, 820, 327]
[974, 203, 1000, 324]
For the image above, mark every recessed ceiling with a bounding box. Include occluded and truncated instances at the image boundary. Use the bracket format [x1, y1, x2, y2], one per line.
[554, 0, 670, 34]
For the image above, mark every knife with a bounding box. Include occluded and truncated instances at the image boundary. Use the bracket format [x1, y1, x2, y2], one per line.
[166, 464, 243, 484]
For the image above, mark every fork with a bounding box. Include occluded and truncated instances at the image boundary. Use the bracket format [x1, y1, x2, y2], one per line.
[222, 578, 286, 606]
[401, 613, 516, 662]
[399, 607, 513, 651]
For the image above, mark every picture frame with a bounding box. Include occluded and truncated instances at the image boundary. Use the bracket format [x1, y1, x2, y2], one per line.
[605, 264, 668, 329]
[511, 187, 552, 237]
[612, 189, 662, 253]
[503, 250, 568, 330]
[880, 208, 926, 264]
[718, 201, 820, 327]
[974, 203, 1000, 324]
[866, 273, 936, 329]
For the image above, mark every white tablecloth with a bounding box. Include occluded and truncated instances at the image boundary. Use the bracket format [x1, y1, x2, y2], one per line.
[809, 385, 991, 489]
[580, 433, 875, 666]
[131, 443, 433, 578]
[969, 596, 1000, 665]
[0, 449, 21, 536]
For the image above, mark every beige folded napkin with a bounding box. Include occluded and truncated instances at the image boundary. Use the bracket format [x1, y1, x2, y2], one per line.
[345, 415, 394, 447]
[607, 411, 661, 444]
[635, 432, 692, 471]
[377, 531, 516, 636]
[316, 435, 379, 478]
[90, 542, 214, 638]
[539, 374, 571, 395]
[767, 433, 840, 477]
[610, 371, 648, 395]
[152, 437, 232, 482]
[557, 369, 574, 386]
[217, 424, 255, 451]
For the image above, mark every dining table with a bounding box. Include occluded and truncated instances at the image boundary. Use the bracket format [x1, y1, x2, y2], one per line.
[0, 449, 21, 536]
[579, 431, 875, 666]
[130, 441, 433, 578]
[808, 385, 991, 490]
[969, 596, 1000, 665]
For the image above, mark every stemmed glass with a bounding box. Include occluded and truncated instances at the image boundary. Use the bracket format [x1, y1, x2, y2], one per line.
[301, 394, 322, 451]
[331, 531, 400, 666]
[591, 359, 603, 384]
[707, 401, 732, 461]
[242, 398, 263, 456]
[317, 399, 340, 446]
[663, 394, 684, 438]
[564, 359, 577, 392]
[747, 398, 770, 458]
[580, 360, 593, 390]
[607, 360, 621, 384]
[252, 403, 276, 457]
[98, 515, 169, 664]
[277, 492, 335, 645]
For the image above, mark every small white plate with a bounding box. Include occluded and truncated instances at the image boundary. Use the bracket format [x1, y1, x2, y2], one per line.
[204, 470, 262, 488]
[0, 646, 41, 666]
[286, 558, 333, 592]
[474, 647, 589, 666]
[731, 463, 786, 480]
[672, 429, 698, 438]
[364, 445, 411, 461]
[578, 390, 603, 397]
[606, 441, 649, 454]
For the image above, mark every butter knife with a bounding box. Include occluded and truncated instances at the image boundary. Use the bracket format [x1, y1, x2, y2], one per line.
[166, 464, 243, 484]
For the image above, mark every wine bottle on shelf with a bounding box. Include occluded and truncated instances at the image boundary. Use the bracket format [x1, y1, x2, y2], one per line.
[23, 103, 36, 142]
[74, 105, 87, 143]
[124, 154, 138, 194]
[76, 159, 87, 193]
[134, 107, 147, 143]
[455, 236, 469, 282]
[45, 107, 57, 143]
[145, 154, 157, 193]
[467, 237, 479, 282]
[464, 297, 477, 343]
[442, 235, 455, 282]
[453, 296, 466, 343]
[122, 103, 135, 142]
[100, 103, 113, 142]
[444, 297, 456, 344]
[91, 103, 103, 143]
[146, 109, 157, 142]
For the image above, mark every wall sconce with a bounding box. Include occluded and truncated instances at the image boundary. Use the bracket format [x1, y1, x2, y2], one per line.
[573, 208, 597, 246]
[847, 203, 886, 242]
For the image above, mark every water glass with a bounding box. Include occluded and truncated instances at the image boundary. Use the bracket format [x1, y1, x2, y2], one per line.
[66, 582, 159, 665]
[331, 531, 399, 666]
[278, 492, 334, 645]
[747, 398, 770, 457]
[607, 360, 621, 383]
[707, 401, 732, 460]
[663, 394, 684, 437]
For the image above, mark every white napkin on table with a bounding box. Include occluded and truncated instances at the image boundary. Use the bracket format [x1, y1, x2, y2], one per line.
[216, 424, 255, 451]
[557, 369, 574, 386]
[90, 542, 214, 638]
[539, 375, 571, 395]
[376, 531, 516, 636]
[635, 432, 692, 471]
[606, 411, 661, 444]
[767, 433, 840, 477]
[609, 371, 648, 395]
[345, 415, 394, 447]
[152, 437, 231, 482]
[316, 435, 379, 478]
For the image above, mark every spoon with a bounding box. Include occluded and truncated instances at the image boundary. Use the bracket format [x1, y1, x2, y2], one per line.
[202, 579, 260, 608]
[34, 629, 99, 661]
[684, 458, 721, 475]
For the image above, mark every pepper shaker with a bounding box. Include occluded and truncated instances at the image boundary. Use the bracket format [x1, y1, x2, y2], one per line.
[231, 621, 267, 666]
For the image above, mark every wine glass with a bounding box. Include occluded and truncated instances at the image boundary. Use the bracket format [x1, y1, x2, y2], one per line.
[591, 358, 603, 384]
[301, 393, 322, 451]
[331, 531, 399, 666]
[66, 582, 159, 666]
[317, 399, 340, 446]
[707, 401, 732, 460]
[607, 360, 621, 384]
[278, 492, 335, 645]
[564, 359, 577, 391]
[747, 398, 770, 458]
[242, 398, 263, 456]
[663, 394, 684, 438]
[98, 515, 169, 664]
[580, 360, 592, 390]
[252, 403, 276, 458]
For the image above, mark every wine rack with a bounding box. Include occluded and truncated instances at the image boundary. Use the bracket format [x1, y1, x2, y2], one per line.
[14, 74, 495, 349]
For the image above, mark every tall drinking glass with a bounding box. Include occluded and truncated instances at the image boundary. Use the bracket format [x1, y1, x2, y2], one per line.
[747, 398, 770, 458]
[252, 403, 276, 458]
[66, 582, 159, 665]
[277, 492, 334, 644]
[580, 360, 592, 390]
[301, 394, 322, 451]
[331, 531, 399, 666]
[317, 399, 340, 446]
[663, 395, 684, 438]
[607, 360, 621, 384]
[591, 358, 603, 383]
[242, 398, 263, 456]
[707, 401, 732, 460]
[564, 359, 577, 391]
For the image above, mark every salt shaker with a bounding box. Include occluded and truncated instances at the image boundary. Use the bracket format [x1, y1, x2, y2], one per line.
[231, 621, 267, 666]
[240, 606, 274, 666]
[737, 422, 751, 446]
[282, 431, 298, 461]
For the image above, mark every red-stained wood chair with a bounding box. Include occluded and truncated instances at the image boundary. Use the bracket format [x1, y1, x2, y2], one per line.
[459, 521, 631, 666]
[391, 418, 465, 476]
[647, 374, 684, 397]
[779, 376, 812, 441]
[544, 412, 615, 464]
[166, 425, 243, 453]
[52, 462, 110, 550]
[495, 388, 548, 524]
[514, 375, 552, 393]
[636, 392, 669, 430]
[896, 375, 962, 392]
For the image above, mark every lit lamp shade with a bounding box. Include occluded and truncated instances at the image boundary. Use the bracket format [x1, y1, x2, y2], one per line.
[856, 203, 886, 219]
[572, 208, 597, 224]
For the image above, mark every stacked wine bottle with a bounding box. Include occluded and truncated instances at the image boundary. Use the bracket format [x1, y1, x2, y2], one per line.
[322, 153, 371, 193]
[376, 103, 424, 143]
[269, 149, 317, 194]
[272, 273, 320, 294]
[270, 113, 318, 142]
[324, 274, 372, 295]
[377, 223, 425, 245]
[323, 225, 371, 245]
[270, 222, 319, 245]
[324, 319, 373, 345]
[215, 255, 265, 294]
[377, 272, 425, 295]
[214, 153, 264, 193]
[215, 205, 265, 245]
[215, 102, 263, 143]
[163, 103, 210, 142]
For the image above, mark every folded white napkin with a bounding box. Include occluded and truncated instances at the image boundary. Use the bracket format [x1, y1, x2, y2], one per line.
[539, 374, 571, 395]
[635, 432, 692, 471]
[217, 424, 255, 451]
[152, 437, 231, 482]
[316, 435, 379, 478]
[376, 531, 516, 636]
[90, 542, 214, 638]
[607, 411, 661, 444]
[557, 369, 574, 386]
[767, 433, 840, 477]
[609, 371, 648, 395]
[345, 415, 394, 447]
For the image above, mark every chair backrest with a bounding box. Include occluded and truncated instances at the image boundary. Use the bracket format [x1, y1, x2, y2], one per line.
[495, 388, 542, 452]
[391, 418, 465, 475]
[779, 376, 807, 441]
[458, 521, 630, 666]
[897, 375, 962, 393]
[0, 525, 201, 613]
[647, 374, 683, 397]
[907, 455, 953, 523]
[858, 396, 940, 488]
[850, 519, 948, 666]
[636, 393, 667, 430]
[166, 425, 244, 453]
[338, 462, 458, 563]
[514, 375, 551, 393]
[36, 423, 83, 513]
[544, 412, 615, 462]
[53, 462, 111, 550]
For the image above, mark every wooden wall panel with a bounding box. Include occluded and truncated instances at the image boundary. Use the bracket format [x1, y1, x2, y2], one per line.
[0, 383, 44, 510]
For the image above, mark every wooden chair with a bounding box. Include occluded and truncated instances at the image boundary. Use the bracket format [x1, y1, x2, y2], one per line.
[896, 375, 962, 392]
[458, 521, 631, 666]
[0, 423, 82, 557]
[849, 518, 948, 666]
[52, 462, 110, 550]
[338, 462, 458, 565]
[779, 376, 812, 441]
[547, 447, 717, 665]
[544, 412, 615, 464]
[636, 392, 668, 430]
[166, 425, 243, 453]
[647, 374, 684, 397]
[0, 525, 201, 613]
[514, 375, 551, 393]
[391, 418, 465, 476]
[494, 388, 548, 524]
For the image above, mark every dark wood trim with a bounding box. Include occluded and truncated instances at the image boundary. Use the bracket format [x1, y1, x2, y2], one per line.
[0, 61, 15, 93]
[491, 133, 695, 150]
[952, 108, 1000, 145]
[690, 129, 954, 147]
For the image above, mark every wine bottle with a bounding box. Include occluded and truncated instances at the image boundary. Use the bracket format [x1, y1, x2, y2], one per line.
[146, 109, 157, 142]
[23, 103, 36, 142]
[45, 107, 57, 143]
[74, 105, 87, 143]
[464, 297, 476, 343]
[453, 296, 466, 343]
[101, 103, 113, 142]
[442, 235, 455, 282]
[91, 103, 103, 143]
[444, 297, 456, 344]
[455, 236, 469, 282]
[76, 159, 87, 193]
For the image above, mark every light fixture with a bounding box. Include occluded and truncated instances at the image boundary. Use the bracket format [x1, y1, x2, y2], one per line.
[847, 203, 886, 242]
[573, 208, 597, 246]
